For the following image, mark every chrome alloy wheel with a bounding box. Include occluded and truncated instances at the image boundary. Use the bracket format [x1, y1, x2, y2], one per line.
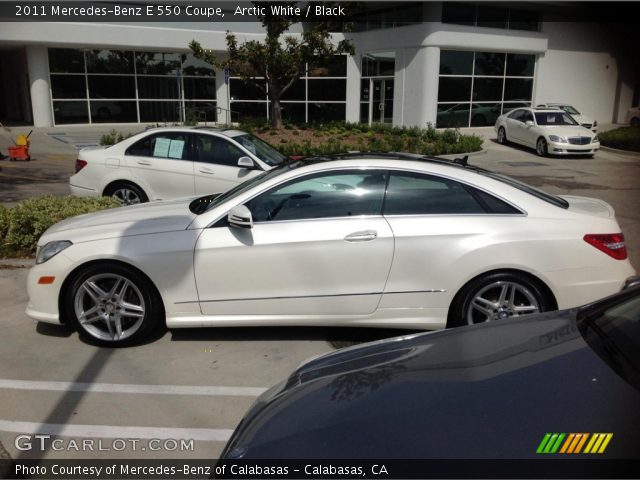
[74, 273, 146, 342]
[536, 138, 548, 157]
[497, 127, 506, 144]
[112, 188, 141, 205]
[466, 281, 540, 325]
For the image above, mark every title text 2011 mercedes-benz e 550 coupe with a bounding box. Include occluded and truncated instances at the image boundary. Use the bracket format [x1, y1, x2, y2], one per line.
[27, 153, 637, 346]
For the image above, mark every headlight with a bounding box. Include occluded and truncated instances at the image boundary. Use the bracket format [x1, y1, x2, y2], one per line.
[593, 135, 599, 143]
[548, 135, 567, 143]
[36, 241, 72, 264]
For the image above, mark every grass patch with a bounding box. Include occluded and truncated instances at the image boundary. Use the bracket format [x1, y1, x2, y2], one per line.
[0, 196, 121, 258]
[598, 127, 640, 152]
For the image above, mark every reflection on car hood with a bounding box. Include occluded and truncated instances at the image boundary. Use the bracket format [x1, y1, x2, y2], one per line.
[40, 197, 198, 244]
[224, 311, 640, 459]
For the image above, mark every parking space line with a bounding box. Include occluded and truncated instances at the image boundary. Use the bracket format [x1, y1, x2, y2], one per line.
[0, 378, 268, 397]
[0, 419, 232, 441]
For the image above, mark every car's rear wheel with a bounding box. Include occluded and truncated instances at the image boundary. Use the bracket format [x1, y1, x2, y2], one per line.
[104, 182, 148, 205]
[497, 127, 507, 145]
[536, 137, 548, 157]
[64, 263, 163, 347]
[447, 272, 554, 328]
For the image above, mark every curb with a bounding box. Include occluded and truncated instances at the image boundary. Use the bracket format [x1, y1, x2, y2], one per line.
[599, 145, 640, 157]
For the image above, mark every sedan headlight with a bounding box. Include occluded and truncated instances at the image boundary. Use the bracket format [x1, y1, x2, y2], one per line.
[36, 241, 72, 264]
[593, 135, 599, 143]
[548, 135, 567, 143]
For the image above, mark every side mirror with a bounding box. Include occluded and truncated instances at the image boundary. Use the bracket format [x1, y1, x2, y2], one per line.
[228, 205, 253, 229]
[525, 120, 534, 126]
[237, 156, 255, 169]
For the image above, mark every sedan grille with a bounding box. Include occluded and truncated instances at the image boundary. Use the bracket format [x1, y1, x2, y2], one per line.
[568, 136, 592, 145]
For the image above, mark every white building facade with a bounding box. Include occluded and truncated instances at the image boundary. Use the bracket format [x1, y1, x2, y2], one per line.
[0, 2, 637, 128]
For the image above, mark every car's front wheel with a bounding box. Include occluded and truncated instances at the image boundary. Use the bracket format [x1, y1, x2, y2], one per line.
[536, 137, 548, 157]
[64, 263, 164, 347]
[497, 127, 507, 145]
[447, 272, 554, 328]
[104, 182, 148, 205]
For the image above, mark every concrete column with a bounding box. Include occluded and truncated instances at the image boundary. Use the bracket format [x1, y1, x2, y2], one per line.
[422, 46, 440, 126]
[345, 54, 360, 123]
[26, 45, 53, 127]
[215, 67, 230, 125]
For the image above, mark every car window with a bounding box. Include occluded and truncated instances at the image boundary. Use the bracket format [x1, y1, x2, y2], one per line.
[508, 109, 525, 121]
[246, 170, 387, 222]
[233, 134, 287, 166]
[384, 172, 487, 215]
[560, 105, 580, 115]
[195, 134, 245, 167]
[534, 112, 578, 126]
[521, 111, 534, 123]
[126, 132, 191, 160]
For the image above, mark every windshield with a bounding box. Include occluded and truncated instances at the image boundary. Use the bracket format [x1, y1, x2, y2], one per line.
[578, 288, 640, 391]
[234, 133, 288, 166]
[559, 105, 580, 115]
[534, 112, 578, 126]
[480, 171, 569, 209]
[200, 161, 304, 214]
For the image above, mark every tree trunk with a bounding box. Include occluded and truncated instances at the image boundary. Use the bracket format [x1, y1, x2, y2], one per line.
[268, 82, 283, 128]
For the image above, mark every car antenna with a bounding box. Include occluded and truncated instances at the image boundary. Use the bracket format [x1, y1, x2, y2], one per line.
[453, 155, 469, 167]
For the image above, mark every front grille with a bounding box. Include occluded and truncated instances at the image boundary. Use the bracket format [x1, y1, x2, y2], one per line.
[569, 149, 593, 153]
[581, 123, 593, 129]
[568, 136, 591, 145]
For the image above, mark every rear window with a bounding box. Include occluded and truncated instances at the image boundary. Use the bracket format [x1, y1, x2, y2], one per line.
[480, 171, 569, 209]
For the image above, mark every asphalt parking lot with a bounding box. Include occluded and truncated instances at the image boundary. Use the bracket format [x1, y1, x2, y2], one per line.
[0, 125, 639, 461]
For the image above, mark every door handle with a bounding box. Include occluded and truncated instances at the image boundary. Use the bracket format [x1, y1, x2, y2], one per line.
[136, 160, 152, 166]
[199, 168, 214, 174]
[344, 230, 377, 242]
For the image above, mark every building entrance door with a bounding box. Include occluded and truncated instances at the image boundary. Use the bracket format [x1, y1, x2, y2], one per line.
[371, 78, 393, 124]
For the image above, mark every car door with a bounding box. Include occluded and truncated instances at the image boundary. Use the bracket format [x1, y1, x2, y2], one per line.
[380, 170, 523, 319]
[505, 109, 525, 143]
[193, 133, 261, 195]
[520, 110, 537, 147]
[193, 169, 394, 317]
[124, 131, 195, 200]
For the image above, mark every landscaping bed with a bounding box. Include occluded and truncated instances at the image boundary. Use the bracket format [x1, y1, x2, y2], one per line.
[598, 126, 640, 152]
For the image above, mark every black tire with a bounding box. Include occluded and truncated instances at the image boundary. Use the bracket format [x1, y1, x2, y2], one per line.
[104, 181, 148, 205]
[497, 127, 507, 145]
[447, 272, 554, 328]
[63, 263, 164, 347]
[536, 137, 548, 157]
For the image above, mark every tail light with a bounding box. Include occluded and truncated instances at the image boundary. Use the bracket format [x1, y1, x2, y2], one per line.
[584, 233, 627, 260]
[75, 159, 87, 173]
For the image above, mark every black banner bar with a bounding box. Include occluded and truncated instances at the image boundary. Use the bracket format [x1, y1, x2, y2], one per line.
[3, 459, 640, 479]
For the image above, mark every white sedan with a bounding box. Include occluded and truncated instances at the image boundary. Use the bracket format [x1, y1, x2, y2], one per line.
[27, 154, 636, 346]
[70, 127, 287, 205]
[495, 107, 600, 157]
[536, 103, 597, 132]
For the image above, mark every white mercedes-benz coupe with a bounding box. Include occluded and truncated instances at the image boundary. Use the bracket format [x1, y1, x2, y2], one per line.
[27, 153, 636, 346]
[495, 107, 600, 157]
[69, 127, 286, 205]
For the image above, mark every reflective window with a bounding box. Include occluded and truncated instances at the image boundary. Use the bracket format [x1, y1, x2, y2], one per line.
[439, 51, 474, 75]
[86, 50, 134, 74]
[506, 54, 535, 77]
[247, 170, 387, 222]
[90, 101, 137, 123]
[442, 2, 539, 31]
[308, 79, 346, 101]
[477, 5, 508, 29]
[474, 52, 505, 76]
[307, 55, 347, 77]
[281, 103, 306, 123]
[181, 53, 215, 77]
[438, 77, 472, 102]
[281, 80, 306, 101]
[230, 102, 268, 122]
[53, 101, 88, 124]
[384, 172, 485, 215]
[135, 52, 181, 75]
[508, 109, 526, 121]
[504, 78, 533, 101]
[48, 49, 85, 73]
[473, 78, 504, 101]
[186, 102, 217, 122]
[139, 101, 180, 123]
[138, 77, 179, 99]
[194, 134, 244, 167]
[437, 104, 470, 128]
[184, 77, 216, 100]
[308, 103, 346, 122]
[88, 76, 135, 99]
[51, 75, 86, 99]
[230, 79, 267, 101]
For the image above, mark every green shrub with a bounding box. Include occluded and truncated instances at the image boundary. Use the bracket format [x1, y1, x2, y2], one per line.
[598, 127, 640, 152]
[99, 129, 129, 146]
[0, 196, 120, 257]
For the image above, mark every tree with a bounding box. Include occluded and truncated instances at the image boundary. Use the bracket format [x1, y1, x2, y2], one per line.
[189, 1, 355, 127]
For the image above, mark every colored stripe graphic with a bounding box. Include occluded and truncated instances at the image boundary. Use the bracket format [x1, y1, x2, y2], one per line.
[537, 433, 613, 454]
